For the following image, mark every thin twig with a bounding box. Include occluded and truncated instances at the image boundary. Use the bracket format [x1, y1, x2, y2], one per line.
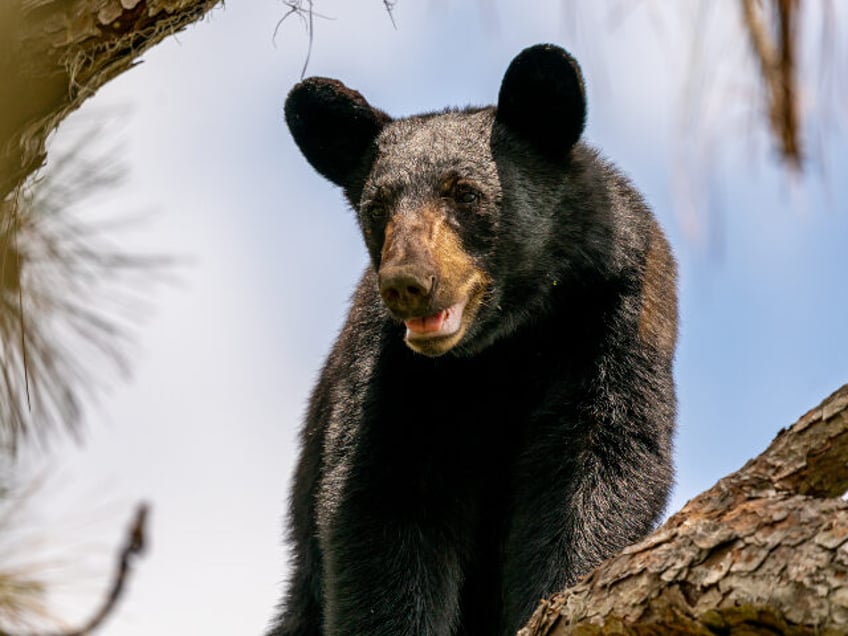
[10, 503, 150, 636]
[302, 0, 314, 79]
[383, 0, 398, 29]
[272, 3, 306, 46]
[274, 0, 316, 79]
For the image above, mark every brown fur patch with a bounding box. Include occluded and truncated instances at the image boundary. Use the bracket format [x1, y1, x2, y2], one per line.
[380, 204, 489, 355]
[381, 206, 485, 308]
[428, 210, 486, 303]
[638, 222, 678, 357]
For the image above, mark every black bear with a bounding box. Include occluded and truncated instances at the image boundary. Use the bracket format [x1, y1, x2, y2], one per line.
[269, 44, 677, 636]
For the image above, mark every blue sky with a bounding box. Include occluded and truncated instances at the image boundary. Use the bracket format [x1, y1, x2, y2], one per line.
[15, 1, 847, 634]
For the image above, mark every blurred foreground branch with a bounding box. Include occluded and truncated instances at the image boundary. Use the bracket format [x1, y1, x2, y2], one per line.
[0, 125, 174, 452]
[520, 383, 848, 635]
[741, 0, 802, 169]
[0, 0, 213, 451]
[1, 503, 149, 636]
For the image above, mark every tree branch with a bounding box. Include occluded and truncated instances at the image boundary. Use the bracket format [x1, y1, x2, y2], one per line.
[520, 383, 848, 635]
[0, 0, 224, 204]
[8, 503, 149, 636]
[64, 503, 149, 636]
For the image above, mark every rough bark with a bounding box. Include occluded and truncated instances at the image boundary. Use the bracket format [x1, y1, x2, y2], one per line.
[519, 383, 848, 635]
[0, 0, 222, 204]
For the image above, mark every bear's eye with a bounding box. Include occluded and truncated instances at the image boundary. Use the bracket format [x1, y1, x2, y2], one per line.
[365, 202, 387, 220]
[453, 182, 481, 205]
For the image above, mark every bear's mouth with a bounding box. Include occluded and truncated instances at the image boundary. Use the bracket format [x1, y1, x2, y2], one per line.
[400, 288, 487, 357]
[403, 298, 467, 340]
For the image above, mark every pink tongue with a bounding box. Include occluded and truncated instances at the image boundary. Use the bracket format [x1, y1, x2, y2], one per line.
[405, 310, 447, 334]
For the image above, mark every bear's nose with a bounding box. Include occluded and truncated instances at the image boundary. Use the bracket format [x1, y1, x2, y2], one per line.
[378, 266, 436, 316]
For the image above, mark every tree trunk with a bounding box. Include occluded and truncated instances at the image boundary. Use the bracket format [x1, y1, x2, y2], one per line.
[0, 0, 222, 203]
[520, 383, 848, 635]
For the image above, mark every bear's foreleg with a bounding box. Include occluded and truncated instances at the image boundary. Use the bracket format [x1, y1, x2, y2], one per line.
[499, 385, 674, 633]
[321, 499, 465, 636]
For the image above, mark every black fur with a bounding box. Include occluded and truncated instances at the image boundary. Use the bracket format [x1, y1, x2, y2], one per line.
[270, 44, 677, 636]
[497, 44, 586, 161]
[285, 77, 391, 198]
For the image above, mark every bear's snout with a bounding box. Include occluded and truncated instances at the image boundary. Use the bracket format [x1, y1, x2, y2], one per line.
[378, 265, 436, 317]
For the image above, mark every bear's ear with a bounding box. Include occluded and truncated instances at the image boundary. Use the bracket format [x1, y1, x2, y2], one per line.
[496, 44, 586, 161]
[285, 77, 391, 189]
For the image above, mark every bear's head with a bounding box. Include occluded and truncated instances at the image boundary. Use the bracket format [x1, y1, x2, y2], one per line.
[285, 44, 587, 357]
